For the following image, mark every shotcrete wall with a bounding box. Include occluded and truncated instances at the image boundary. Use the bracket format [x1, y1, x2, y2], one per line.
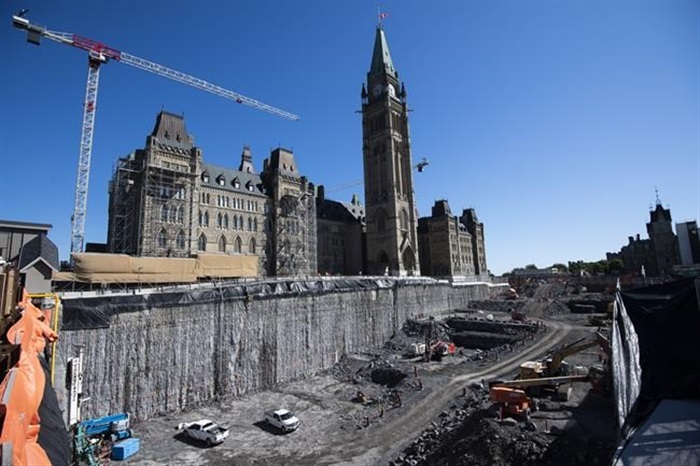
[54, 281, 494, 422]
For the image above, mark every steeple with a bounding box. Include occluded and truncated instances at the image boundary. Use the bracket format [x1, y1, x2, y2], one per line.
[369, 26, 397, 80]
[238, 145, 256, 174]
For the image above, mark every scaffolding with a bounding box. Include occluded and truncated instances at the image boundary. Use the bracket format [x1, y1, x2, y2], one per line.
[274, 186, 317, 277]
[107, 154, 138, 255]
[136, 153, 197, 258]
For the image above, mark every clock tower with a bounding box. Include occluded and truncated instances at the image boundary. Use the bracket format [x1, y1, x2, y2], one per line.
[361, 25, 420, 276]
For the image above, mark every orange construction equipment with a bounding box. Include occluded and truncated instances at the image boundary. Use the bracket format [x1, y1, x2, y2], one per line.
[490, 386, 533, 421]
[0, 289, 58, 466]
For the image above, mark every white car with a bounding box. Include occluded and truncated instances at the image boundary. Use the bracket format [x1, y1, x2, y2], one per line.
[176, 419, 229, 446]
[264, 409, 300, 433]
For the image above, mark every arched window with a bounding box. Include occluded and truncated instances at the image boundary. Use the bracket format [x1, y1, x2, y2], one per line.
[248, 217, 253, 231]
[161, 205, 169, 222]
[218, 235, 226, 253]
[234, 236, 242, 254]
[217, 213, 223, 229]
[204, 211, 209, 227]
[198, 210, 203, 226]
[239, 215, 244, 230]
[233, 216, 239, 230]
[206, 193, 210, 204]
[198, 233, 207, 251]
[176, 230, 186, 249]
[224, 213, 229, 229]
[157, 228, 168, 248]
[176, 206, 184, 223]
[168, 206, 176, 223]
[253, 218, 258, 231]
[249, 237, 256, 254]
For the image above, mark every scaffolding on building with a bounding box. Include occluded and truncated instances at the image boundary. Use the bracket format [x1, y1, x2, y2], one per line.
[274, 187, 317, 277]
[107, 154, 138, 255]
[137, 158, 197, 258]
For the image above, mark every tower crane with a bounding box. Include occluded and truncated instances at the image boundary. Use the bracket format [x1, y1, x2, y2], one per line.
[12, 12, 299, 255]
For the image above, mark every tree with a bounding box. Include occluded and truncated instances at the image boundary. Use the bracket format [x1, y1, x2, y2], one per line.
[551, 263, 569, 272]
[524, 264, 538, 270]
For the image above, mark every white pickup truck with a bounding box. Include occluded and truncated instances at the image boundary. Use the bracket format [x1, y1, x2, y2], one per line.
[264, 409, 300, 433]
[176, 419, 229, 446]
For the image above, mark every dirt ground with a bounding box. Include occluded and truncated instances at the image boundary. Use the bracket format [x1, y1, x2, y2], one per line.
[121, 285, 617, 466]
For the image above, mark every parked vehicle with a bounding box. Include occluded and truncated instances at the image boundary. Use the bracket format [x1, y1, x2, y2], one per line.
[176, 420, 229, 446]
[264, 409, 300, 433]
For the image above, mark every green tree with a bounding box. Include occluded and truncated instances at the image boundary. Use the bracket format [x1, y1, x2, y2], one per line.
[524, 264, 538, 270]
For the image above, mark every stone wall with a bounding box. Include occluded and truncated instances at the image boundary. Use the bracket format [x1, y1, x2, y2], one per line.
[54, 282, 495, 422]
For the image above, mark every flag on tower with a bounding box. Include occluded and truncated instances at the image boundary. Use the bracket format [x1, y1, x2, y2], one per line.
[379, 12, 388, 21]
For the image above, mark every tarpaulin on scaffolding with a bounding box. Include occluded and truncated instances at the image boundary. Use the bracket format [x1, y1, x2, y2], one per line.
[61, 277, 433, 330]
[61, 253, 259, 283]
[613, 278, 700, 433]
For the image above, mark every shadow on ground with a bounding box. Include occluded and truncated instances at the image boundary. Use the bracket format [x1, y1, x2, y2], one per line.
[172, 431, 218, 448]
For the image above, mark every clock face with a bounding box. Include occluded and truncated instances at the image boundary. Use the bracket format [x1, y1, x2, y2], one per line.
[373, 84, 383, 97]
[387, 84, 396, 98]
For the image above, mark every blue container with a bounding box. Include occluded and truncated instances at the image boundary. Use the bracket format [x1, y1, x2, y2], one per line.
[111, 437, 140, 461]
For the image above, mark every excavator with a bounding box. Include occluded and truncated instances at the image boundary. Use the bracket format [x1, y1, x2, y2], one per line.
[519, 334, 605, 380]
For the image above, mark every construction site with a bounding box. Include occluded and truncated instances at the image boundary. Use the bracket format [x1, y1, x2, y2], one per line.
[2, 7, 699, 466]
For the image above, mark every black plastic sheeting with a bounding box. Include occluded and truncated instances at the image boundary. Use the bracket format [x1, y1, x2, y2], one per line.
[62, 277, 433, 330]
[613, 278, 700, 434]
[37, 356, 71, 466]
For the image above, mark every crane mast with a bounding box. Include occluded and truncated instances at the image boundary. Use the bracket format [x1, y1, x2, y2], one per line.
[12, 14, 299, 255]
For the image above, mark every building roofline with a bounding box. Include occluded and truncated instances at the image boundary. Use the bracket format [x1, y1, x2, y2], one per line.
[0, 219, 53, 231]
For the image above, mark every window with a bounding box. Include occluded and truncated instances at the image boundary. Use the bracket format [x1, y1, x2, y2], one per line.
[233, 177, 240, 189]
[224, 213, 229, 229]
[218, 235, 226, 253]
[253, 218, 258, 231]
[234, 236, 242, 254]
[248, 217, 253, 231]
[217, 213, 223, 229]
[158, 229, 168, 248]
[198, 233, 207, 251]
[176, 230, 186, 249]
[233, 215, 239, 230]
[168, 206, 176, 223]
[202, 172, 210, 183]
[204, 211, 209, 227]
[206, 193, 210, 204]
[400, 209, 408, 231]
[177, 206, 184, 224]
[161, 205, 169, 222]
[249, 237, 256, 254]
[217, 175, 226, 186]
[198, 210, 203, 226]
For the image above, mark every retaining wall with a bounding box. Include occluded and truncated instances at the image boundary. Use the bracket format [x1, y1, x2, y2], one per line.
[54, 281, 497, 422]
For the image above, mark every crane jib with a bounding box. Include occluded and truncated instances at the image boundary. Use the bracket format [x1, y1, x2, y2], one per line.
[72, 34, 122, 60]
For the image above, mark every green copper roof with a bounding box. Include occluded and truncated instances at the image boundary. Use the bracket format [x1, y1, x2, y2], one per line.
[369, 26, 397, 78]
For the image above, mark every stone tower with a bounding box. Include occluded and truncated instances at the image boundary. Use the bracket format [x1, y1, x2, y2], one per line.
[361, 25, 420, 276]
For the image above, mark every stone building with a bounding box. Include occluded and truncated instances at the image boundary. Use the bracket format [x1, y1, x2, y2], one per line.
[418, 201, 475, 277]
[676, 221, 700, 265]
[316, 187, 365, 276]
[360, 25, 420, 276]
[107, 111, 316, 277]
[606, 197, 681, 277]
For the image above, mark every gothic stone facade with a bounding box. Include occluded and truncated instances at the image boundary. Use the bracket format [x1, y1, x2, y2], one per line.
[107, 111, 316, 277]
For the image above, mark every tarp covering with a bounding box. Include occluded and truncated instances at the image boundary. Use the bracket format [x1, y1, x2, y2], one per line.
[612, 289, 643, 430]
[61, 277, 434, 330]
[61, 253, 259, 283]
[613, 278, 700, 433]
[195, 254, 257, 278]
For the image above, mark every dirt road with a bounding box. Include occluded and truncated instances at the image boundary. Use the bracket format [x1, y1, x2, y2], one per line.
[126, 317, 577, 466]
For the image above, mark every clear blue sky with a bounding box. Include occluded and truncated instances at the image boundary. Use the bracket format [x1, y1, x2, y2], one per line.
[0, 0, 698, 275]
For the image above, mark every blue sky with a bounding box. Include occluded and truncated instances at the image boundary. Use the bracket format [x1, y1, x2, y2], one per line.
[0, 0, 697, 275]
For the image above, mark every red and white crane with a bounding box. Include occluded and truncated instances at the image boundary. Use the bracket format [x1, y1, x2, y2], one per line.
[12, 13, 299, 255]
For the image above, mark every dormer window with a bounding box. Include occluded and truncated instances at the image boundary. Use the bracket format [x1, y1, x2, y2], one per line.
[233, 177, 240, 189]
[165, 131, 170, 139]
[246, 181, 254, 192]
[217, 175, 226, 186]
[202, 172, 210, 183]
[176, 133, 181, 142]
